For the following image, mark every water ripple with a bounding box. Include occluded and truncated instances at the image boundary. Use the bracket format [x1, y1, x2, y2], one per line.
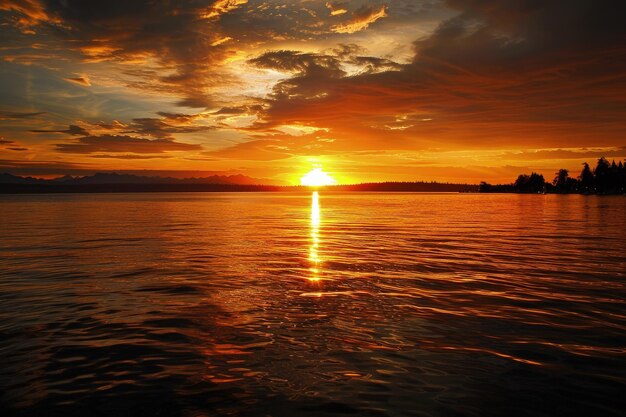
[1, 192, 625, 416]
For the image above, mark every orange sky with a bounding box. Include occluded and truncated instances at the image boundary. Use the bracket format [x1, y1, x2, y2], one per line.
[0, 0, 625, 184]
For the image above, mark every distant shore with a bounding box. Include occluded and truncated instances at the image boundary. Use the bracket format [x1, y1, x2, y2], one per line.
[4, 157, 625, 194]
[0, 182, 475, 194]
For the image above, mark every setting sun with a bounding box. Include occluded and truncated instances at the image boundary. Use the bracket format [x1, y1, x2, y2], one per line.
[300, 168, 337, 187]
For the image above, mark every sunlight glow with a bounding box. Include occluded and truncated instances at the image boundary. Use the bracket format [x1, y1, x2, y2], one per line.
[308, 191, 321, 282]
[301, 168, 336, 187]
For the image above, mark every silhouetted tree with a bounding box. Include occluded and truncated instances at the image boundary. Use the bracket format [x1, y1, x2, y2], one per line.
[606, 160, 620, 193]
[594, 157, 611, 193]
[579, 162, 595, 193]
[481, 158, 624, 194]
[553, 169, 569, 193]
[514, 172, 546, 193]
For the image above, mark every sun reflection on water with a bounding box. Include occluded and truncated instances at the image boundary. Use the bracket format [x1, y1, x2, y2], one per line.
[308, 191, 321, 282]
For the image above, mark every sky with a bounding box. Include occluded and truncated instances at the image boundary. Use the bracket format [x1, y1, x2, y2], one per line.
[0, 0, 625, 184]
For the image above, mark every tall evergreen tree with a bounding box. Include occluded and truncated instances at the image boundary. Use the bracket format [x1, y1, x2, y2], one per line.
[553, 169, 569, 193]
[594, 157, 611, 193]
[580, 162, 594, 193]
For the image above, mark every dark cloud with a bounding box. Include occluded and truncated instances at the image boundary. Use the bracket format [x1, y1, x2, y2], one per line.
[250, 47, 401, 78]
[89, 112, 213, 139]
[0, 111, 45, 120]
[30, 124, 89, 135]
[124, 117, 213, 139]
[0, 139, 15, 145]
[0, 158, 93, 176]
[249, 50, 344, 75]
[349, 56, 402, 74]
[7, 147, 28, 151]
[55, 134, 202, 154]
[251, 0, 626, 149]
[249, 50, 345, 102]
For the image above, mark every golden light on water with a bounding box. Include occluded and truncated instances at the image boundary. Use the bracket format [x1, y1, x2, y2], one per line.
[300, 168, 336, 187]
[308, 191, 321, 282]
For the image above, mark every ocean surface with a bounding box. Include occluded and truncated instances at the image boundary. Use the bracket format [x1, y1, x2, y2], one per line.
[1, 192, 625, 417]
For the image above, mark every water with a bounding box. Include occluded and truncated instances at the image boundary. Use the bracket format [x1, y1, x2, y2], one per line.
[1, 192, 625, 416]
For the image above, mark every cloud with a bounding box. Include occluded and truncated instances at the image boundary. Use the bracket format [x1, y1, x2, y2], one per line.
[95, 120, 127, 130]
[212, 105, 264, 115]
[124, 117, 214, 139]
[249, 50, 343, 75]
[250, 0, 626, 152]
[326, 2, 348, 16]
[15, 0, 246, 108]
[0, 0, 61, 33]
[201, 0, 248, 19]
[210, 36, 232, 47]
[90, 154, 172, 159]
[331, 4, 387, 34]
[207, 139, 292, 161]
[0, 158, 232, 177]
[86, 113, 213, 139]
[64, 75, 91, 86]
[30, 124, 89, 135]
[504, 147, 626, 161]
[207, 131, 348, 161]
[0, 139, 15, 145]
[248, 50, 346, 102]
[0, 158, 93, 176]
[1, 0, 626, 183]
[349, 55, 402, 74]
[0, 111, 45, 120]
[55, 134, 202, 154]
[7, 147, 28, 151]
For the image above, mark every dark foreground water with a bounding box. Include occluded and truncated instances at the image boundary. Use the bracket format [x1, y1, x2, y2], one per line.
[1, 192, 625, 417]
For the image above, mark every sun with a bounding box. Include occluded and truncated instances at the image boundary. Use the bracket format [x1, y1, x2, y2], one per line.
[300, 168, 336, 187]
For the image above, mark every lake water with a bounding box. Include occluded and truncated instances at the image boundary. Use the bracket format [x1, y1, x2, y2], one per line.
[1, 192, 625, 416]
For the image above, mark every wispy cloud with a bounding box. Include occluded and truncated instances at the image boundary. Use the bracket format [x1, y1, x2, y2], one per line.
[0, 111, 45, 120]
[64, 74, 91, 86]
[326, 2, 348, 16]
[30, 125, 89, 136]
[201, 0, 248, 19]
[331, 5, 387, 33]
[55, 135, 202, 154]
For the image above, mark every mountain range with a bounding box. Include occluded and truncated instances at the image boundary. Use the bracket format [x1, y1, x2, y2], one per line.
[0, 172, 279, 185]
[0, 172, 476, 193]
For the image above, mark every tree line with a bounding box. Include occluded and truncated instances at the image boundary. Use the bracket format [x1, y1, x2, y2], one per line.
[479, 157, 626, 194]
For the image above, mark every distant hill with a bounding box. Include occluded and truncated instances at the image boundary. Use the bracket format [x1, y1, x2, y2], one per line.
[0, 173, 45, 185]
[0, 173, 476, 193]
[0, 172, 278, 185]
